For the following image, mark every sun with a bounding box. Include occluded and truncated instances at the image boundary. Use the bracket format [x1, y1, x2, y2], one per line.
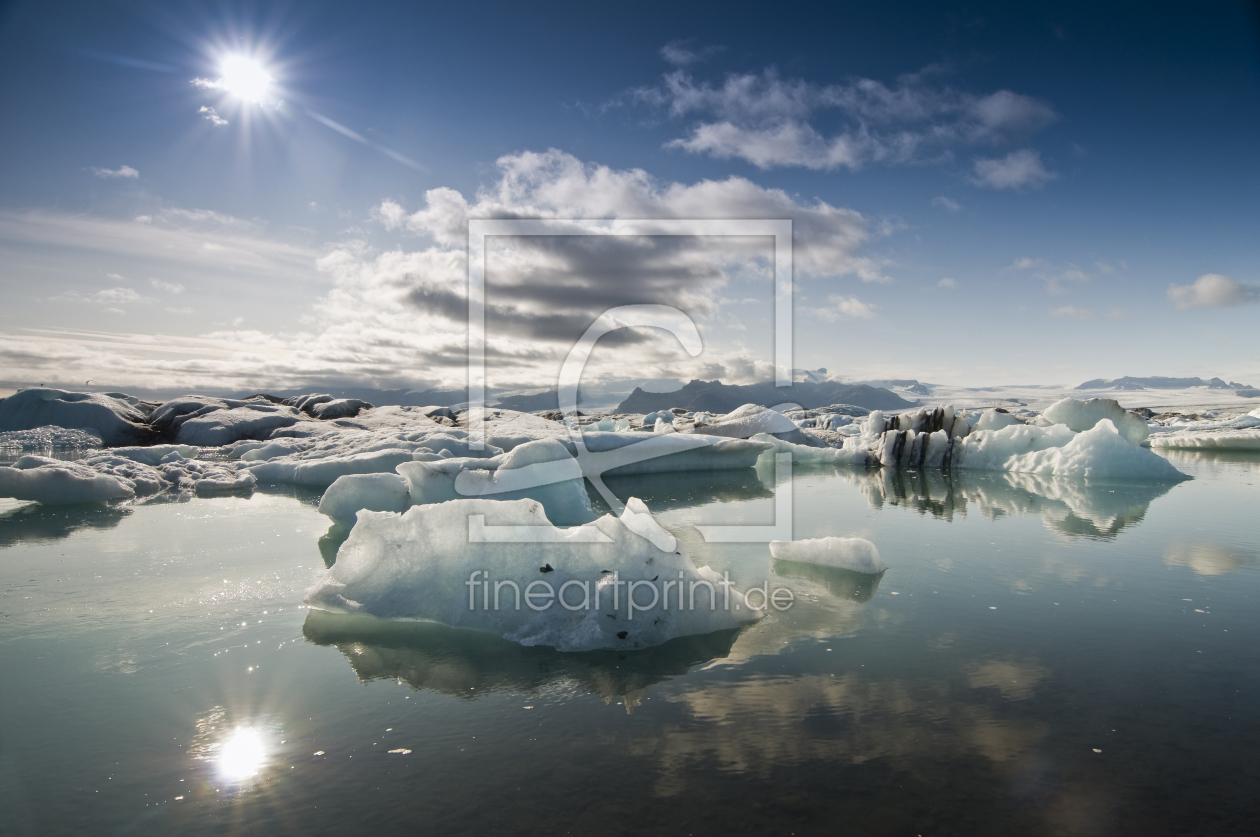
[216, 54, 275, 103]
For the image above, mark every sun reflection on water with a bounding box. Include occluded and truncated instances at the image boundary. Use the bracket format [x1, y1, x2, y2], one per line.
[218, 727, 267, 781]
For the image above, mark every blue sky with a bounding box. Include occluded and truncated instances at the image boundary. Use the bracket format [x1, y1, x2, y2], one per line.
[0, 0, 1257, 397]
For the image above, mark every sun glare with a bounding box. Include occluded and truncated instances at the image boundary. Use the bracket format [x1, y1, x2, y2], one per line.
[218, 726, 267, 781]
[217, 54, 274, 103]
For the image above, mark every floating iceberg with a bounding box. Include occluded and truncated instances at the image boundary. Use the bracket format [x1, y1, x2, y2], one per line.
[305, 497, 761, 651]
[1147, 408, 1260, 451]
[1148, 431, 1260, 451]
[319, 473, 411, 524]
[0, 455, 135, 504]
[959, 419, 1186, 480]
[0, 388, 155, 446]
[1041, 397, 1150, 445]
[769, 537, 887, 574]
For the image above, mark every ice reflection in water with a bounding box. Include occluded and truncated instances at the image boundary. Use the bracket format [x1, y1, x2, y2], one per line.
[833, 465, 1181, 539]
[302, 609, 740, 712]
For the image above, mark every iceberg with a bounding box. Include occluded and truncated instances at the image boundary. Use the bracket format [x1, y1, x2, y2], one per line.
[769, 537, 887, 574]
[0, 388, 155, 446]
[319, 473, 411, 524]
[0, 455, 135, 504]
[1041, 397, 1150, 445]
[305, 497, 761, 652]
[964, 419, 1186, 480]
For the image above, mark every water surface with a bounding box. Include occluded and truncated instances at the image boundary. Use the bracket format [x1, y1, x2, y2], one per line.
[1, 453, 1257, 836]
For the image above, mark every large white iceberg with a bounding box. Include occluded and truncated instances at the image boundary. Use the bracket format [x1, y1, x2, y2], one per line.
[306, 497, 760, 651]
[0, 388, 155, 446]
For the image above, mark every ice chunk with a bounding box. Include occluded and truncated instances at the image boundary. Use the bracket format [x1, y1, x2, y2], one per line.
[305, 497, 760, 651]
[452, 439, 595, 526]
[971, 409, 1023, 432]
[690, 403, 799, 438]
[967, 419, 1186, 480]
[396, 456, 502, 506]
[0, 455, 134, 504]
[308, 398, 373, 420]
[99, 444, 199, 465]
[248, 447, 418, 488]
[769, 537, 887, 574]
[319, 473, 411, 524]
[0, 388, 155, 446]
[1148, 430, 1260, 451]
[1042, 398, 1149, 445]
[173, 404, 306, 445]
[749, 433, 873, 466]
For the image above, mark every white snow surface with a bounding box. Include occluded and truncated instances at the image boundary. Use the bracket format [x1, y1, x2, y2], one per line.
[0, 388, 154, 446]
[769, 537, 886, 574]
[305, 497, 760, 651]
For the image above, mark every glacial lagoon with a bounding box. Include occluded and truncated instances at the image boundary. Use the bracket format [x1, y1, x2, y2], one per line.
[1, 450, 1257, 836]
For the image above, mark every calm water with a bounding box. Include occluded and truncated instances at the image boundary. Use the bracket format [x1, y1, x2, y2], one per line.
[1, 452, 1257, 836]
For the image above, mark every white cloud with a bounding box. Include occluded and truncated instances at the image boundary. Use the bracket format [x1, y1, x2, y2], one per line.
[813, 295, 877, 320]
[0, 152, 891, 393]
[1167, 274, 1260, 309]
[640, 67, 1056, 172]
[932, 196, 962, 212]
[972, 150, 1056, 190]
[150, 279, 185, 294]
[165, 306, 193, 314]
[938, 277, 957, 289]
[91, 165, 139, 179]
[199, 106, 228, 126]
[1050, 306, 1092, 319]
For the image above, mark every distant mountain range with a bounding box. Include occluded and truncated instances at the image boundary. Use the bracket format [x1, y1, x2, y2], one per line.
[614, 380, 915, 414]
[1076, 376, 1256, 392]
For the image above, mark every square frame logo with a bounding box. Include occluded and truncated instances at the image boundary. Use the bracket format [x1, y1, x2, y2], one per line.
[464, 218, 795, 543]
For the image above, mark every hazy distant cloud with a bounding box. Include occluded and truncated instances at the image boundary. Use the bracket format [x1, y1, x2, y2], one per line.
[659, 40, 721, 67]
[972, 149, 1056, 190]
[1010, 256, 1097, 293]
[812, 295, 877, 321]
[49, 285, 151, 314]
[1050, 305, 1092, 319]
[938, 277, 957, 289]
[150, 278, 185, 294]
[932, 196, 962, 212]
[199, 106, 228, 126]
[639, 65, 1057, 173]
[165, 306, 193, 314]
[91, 165, 139, 179]
[1167, 273, 1260, 309]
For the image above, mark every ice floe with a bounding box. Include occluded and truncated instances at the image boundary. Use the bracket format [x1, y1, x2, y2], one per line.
[769, 537, 887, 574]
[305, 497, 761, 652]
